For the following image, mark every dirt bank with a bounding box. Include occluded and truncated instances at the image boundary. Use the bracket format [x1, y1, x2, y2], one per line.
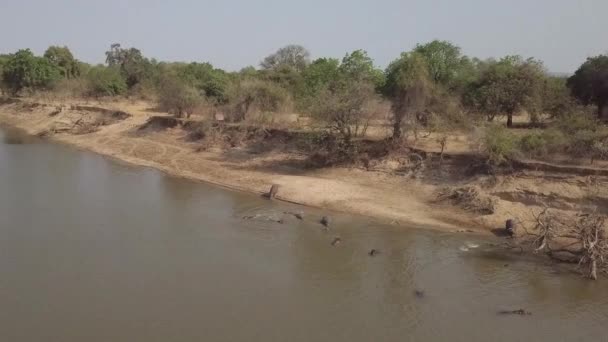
[2, 97, 608, 236]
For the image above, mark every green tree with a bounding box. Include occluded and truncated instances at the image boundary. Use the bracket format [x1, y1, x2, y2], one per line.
[157, 72, 202, 118]
[339, 50, 385, 89]
[238, 66, 258, 79]
[86, 65, 127, 96]
[414, 40, 475, 90]
[298, 58, 340, 108]
[43, 46, 80, 79]
[174, 62, 230, 102]
[1, 49, 61, 95]
[465, 56, 545, 127]
[541, 76, 576, 118]
[0, 54, 10, 94]
[105, 43, 151, 88]
[567, 55, 608, 120]
[384, 52, 433, 139]
[260, 45, 310, 72]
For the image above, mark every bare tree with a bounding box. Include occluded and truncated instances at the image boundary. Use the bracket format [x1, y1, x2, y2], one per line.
[313, 81, 377, 145]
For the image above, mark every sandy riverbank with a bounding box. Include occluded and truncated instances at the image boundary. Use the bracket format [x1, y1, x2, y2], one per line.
[2, 97, 607, 235]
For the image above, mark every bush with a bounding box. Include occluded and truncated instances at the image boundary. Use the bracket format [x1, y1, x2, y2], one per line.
[87, 66, 127, 96]
[157, 73, 203, 118]
[481, 124, 517, 165]
[518, 131, 547, 157]
[51, 78, 91, 99]
[226, 79, 292, 122]
[555, 112, 597, 135]
[2, 49, 62, 94]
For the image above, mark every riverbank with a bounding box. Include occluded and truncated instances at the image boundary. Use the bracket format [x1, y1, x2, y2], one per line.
[2, 97, 608, 235]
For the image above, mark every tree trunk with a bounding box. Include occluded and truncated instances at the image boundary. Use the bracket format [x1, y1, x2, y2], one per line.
[507, 113, 513, 128]
[392, 117, 402, 140]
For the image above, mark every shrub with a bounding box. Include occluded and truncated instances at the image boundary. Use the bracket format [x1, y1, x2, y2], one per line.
[555, 112, 597, 135]
[157, 73, 203, 118]
[518, 131, 547, 157]
[2, 49, 62, 94]
[226, 79, 292, 122]
[311, 80, 378, 144]
[51, 78, 91, 99]
[481, 124, 517, 165]
[87, 66, 127, 96]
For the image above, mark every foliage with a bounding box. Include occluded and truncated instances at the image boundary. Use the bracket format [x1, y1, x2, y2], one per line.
[260, 45, 310, 72]
[173, 62, 229, 102]
[312, 79, 378, 144]
[567, 55, 608, 119]
[539, 76, 577, 119]
[86, 65, 127, 96]
[226, 79, 292, 121]
[157, 72, 202, 118]
[481, 124, 517, 165]
[1, 49, 61, 94]
[105, 43, 152, 88]
[464, 56, 545, 127]
[0, 54, 9, 93]
[554, 111, 597, 135]
[302, 58, 340, 90]
[339, 50, 385, 89]
[413, 40, 475, 90]
[51, 78, 92, 99]
[259, 64, 304, 99]
[384, 52, 434, 139]
[44, 46, 80, 79]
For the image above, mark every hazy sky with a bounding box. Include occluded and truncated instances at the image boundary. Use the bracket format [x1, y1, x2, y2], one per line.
[0, 0, 606, 73]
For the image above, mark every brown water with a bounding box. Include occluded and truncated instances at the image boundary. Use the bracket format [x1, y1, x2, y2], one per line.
[0, 126, 607, 342]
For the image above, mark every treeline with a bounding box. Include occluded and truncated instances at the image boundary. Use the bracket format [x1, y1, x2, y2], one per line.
[0, 41, 607, 143]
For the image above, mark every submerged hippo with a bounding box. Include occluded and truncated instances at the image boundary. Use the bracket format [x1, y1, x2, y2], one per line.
[368, 249, 380, 256]
[320, 216, 331, 227]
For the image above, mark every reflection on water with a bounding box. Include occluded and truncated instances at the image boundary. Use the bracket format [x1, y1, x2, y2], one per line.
[0, 125, 37, 144]
[0, 126, 607, 342]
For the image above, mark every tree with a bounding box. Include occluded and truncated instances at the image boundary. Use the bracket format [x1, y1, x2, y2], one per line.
[86, 65, 127, 96]
[226, 79, 291, 121]
[465, 56, 545, 127]
[568, 55, 608, 120]
[0, 54, 9, 94]
[105, 43, 151, 88]
[157, 72, 202, 118]
[44, 46, 80, 79]
[174, 62, 229, 102]
[260, 45, 310, 72]
[298, 58, 340, 108]
[541, 76, 576, 118]
[384, 52, 433, 139]
[313, 79, 377, 144]
[238, 66, 258, 79]
[1, 49, 61, 95]
[339, 50, 385, 89]
[414, 40, 473, 89]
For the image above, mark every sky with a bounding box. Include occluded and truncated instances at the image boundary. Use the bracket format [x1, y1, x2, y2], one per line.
[0, 0, 606, 74]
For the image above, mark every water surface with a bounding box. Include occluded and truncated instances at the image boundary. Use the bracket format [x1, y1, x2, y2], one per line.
[0, 126, 606, 342]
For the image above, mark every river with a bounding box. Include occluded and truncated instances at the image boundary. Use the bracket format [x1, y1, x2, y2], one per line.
[0, 126, 607, 342]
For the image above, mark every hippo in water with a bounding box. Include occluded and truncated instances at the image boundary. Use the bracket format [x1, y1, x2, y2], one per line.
[320, 216, 331, 227]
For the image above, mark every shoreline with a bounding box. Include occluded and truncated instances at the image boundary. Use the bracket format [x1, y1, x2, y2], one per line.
[5, 97, 606, 240]
[0, 98, 486, 234]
